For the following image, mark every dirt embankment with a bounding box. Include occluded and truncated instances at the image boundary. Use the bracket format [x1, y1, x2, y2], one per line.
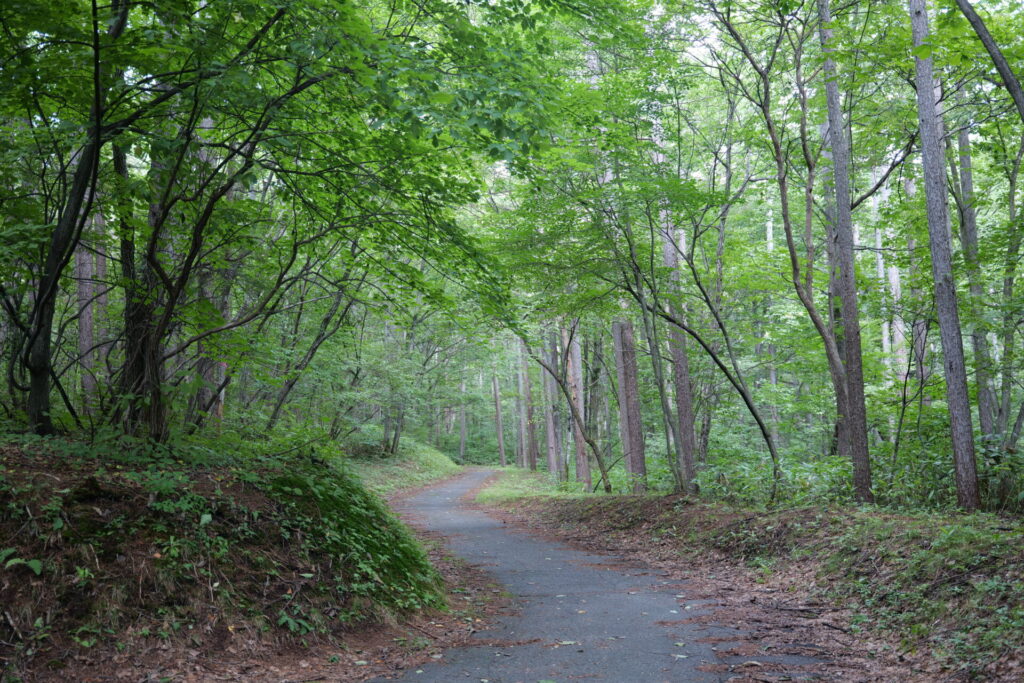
[0, 446, 499, 682]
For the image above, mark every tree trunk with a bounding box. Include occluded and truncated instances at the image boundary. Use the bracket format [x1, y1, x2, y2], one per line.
[76, 224, 96, 414]
[492, 372, 507, 467]
[515, 368, 527, 468]
[520, 341, 539, 471]
[458, 378, 467, 464]
[818, 0, 873, 502]
[996, 137, 1024, 452]
[613, 319, 647, 493]
[544, 330, 564, 479]
[954, 0, 1024, 125]
[564, 326, 591, 488]
[661, 229, 698, 492]
[192, 267, 231, 429]
[265, 291, 348, 431]
[948, 127, 996, 442]
[909, 0, 980, 510]
[28, 140, 100, 434]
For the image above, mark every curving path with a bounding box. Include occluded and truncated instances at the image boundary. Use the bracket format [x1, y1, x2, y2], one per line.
[375, 469, 821, 683]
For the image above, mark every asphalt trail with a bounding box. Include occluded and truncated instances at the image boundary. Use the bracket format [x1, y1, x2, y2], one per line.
[375, 469, 819, 683]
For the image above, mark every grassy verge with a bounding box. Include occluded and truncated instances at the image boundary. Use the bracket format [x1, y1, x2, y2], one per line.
[348, 439, 462, 496]
[473, 467, 577, 504]
[0, 435, 444, 678]
[476, 470, 1024, 680]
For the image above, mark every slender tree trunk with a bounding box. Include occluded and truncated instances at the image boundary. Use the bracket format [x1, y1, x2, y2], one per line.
[995, 138, 1024, 447]
[909, 0, 980, 510]
[390, 405, 404, 455]
[651, 87, 698, 492]
[613, 319, 646, 492]
[458, 378, 467, 464]
[948, 128, 996, 442]
[76, 224, 96, 414]
[516, 369, 527, 468]
[28, 141, 99, 434]
[661, 229, 698, 492]
[872, 168, 893, 374]
[590, 337, 609, 480]
[545, 330, 564, 479]
[953, 0, 1024, 125]
[564, 325, 591, 488]
[192, 267, 231, 429]
[265, 292, 348, 431]
[520, 341, 539, 471]
[818, 0, 873, 502]
[492, 372, 507, 467]
[767, 353, 781, 446]
[712, 6, 849, 504]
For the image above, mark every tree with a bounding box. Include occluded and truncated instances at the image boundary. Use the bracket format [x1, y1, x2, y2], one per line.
[908, 0, 980, 510]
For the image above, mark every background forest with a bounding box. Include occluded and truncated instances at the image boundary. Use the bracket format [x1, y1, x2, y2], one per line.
[2, 0, 1024, 673]
[4, 0, 1022, 509]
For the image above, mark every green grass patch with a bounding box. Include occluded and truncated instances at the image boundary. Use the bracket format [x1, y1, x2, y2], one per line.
[819, 511, 1024, 675]
[474, 468, 585, 504]
[348, 438, 461, 495]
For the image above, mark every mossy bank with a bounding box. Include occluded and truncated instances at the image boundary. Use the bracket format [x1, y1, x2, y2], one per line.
[0, 435, 452, 678]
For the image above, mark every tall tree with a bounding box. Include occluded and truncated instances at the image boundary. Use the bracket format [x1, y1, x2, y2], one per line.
[612, 319, 646, 492]
[908, 0, 980, 510]
[817, 0, 873, 502]
[492, 372, 508, 467]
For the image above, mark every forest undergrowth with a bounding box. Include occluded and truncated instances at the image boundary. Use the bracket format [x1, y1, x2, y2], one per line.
[0, 434, 460, 679]
[479, 470, 1024, 681]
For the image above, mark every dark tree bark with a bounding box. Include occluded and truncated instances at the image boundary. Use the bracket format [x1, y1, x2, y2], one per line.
[909, 0, 980, 510]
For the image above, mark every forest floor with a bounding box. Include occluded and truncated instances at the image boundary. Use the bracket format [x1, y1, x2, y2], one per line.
[367, 469, 941, 683]
[473, 470, 1024, 682]
[6, 461, 1021, 681]
[0, 443, 493, 682]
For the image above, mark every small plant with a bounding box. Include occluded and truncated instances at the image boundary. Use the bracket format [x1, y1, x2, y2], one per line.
[277, 608, 314, 635]
[1, 547, 42, 575]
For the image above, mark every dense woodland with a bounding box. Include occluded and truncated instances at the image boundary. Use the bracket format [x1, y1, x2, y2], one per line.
[3, 0, 1024, 514]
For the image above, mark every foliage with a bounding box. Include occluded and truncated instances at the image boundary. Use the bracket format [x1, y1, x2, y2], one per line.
[0, 437, 443, 670]
[348, 436, 462, 496]
[3, 0, 1024, 671]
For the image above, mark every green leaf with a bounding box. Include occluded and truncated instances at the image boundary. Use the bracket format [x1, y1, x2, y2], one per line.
[911, 43, 933, 59]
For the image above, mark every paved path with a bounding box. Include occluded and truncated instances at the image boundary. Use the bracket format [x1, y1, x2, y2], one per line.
[375, 470, 820, 683]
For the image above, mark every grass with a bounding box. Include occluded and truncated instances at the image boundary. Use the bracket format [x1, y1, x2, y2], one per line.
[348, 439, 462, 496]
[475, 470, 1024, 679]
[473, 467, 581, 504]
